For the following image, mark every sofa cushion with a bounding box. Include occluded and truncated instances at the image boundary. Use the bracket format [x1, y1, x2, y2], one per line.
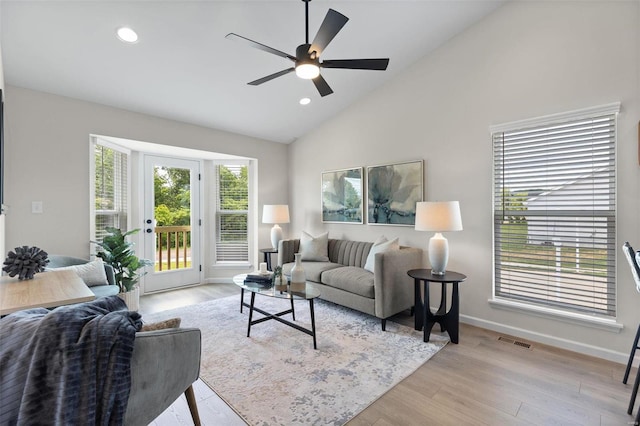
[282, 261, 341, 282]
[51, 258, 108, 287]
[90, 285, 121, 298]
[300, 231, 329, 261]
[328, 239, 373, 267]
[364, 236, 399, 272]
[141, 317, 181, 332]
[320, 266, 375, 298]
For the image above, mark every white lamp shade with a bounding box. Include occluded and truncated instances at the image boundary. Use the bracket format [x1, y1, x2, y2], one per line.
[263, 205, 289, 249]
[262, 205, 290, 224]
[414, 201, 463, 232]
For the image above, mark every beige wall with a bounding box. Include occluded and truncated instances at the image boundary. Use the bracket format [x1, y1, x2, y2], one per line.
[289, 1, 640, 361]
[3, 86, 289, 281]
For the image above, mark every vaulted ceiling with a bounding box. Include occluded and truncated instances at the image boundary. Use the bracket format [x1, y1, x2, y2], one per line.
[1, 1, 506, 143]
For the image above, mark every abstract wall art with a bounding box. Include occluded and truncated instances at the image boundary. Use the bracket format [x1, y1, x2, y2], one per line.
[367, 160, 423, 226]
[321, 167, 363, 224]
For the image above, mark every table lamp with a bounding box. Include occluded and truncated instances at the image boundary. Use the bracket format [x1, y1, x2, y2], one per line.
[262, 204, 290, 249]
[415, 201, 463, 275]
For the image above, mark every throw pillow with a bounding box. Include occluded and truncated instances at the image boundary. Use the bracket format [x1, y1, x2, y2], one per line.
[140, 317, 181, 332]
[364, 236, 400, 273]
[54, 258, 108, 287]
[300, 231, 329, 261]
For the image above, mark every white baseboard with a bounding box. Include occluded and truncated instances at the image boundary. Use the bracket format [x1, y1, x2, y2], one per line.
[460, 314, 628, 365]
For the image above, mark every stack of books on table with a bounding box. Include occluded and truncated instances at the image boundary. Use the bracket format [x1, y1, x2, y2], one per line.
[245, 273, 273, 285]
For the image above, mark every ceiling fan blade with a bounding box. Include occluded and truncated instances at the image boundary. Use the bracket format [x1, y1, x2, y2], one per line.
[312, 74, 334, 97]
[226, 33, 297, 62]
[248, 68, 295, 86]
[321, 59, 390, 71]
[309, 9, 348, 57]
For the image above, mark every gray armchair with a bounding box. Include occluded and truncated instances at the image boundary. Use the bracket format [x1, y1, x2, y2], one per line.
[126, 327, 202, 425]
[46, 255, 119, 297]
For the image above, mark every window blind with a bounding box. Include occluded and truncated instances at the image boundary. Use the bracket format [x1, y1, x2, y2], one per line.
[492, 107, 617, 317]
[94, 144, 128, 242]
[215, 164, 249, 262]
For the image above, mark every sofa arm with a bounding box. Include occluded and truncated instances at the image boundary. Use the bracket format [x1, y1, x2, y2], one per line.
[373, 247, 423, 319]
[278, 239, 300, 267]
[125, 328, 201, 426]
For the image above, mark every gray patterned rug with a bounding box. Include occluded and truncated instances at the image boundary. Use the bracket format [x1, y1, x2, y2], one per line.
[144, 294, 448, 426]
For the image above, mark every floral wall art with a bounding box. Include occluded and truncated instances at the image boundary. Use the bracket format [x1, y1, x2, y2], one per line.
[367, 160, 423, 226]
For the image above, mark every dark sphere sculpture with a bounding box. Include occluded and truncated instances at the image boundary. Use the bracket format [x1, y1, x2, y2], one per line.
[2, 246, 50, 280]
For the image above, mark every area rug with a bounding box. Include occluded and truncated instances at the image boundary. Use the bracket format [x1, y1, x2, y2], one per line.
[143, 294, 448, 426]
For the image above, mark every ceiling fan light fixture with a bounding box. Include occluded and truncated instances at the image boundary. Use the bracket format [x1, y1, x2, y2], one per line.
[116, 26, 138, 43]
[295, 63, 320, 80]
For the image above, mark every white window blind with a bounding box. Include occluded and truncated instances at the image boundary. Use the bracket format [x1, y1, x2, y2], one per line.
[215, 164, 249, 262]
[94, 144, 128, 242]
[492, 104, 618, 317]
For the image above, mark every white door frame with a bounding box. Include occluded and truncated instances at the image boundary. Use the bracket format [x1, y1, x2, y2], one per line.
[143, 155, 203, 293]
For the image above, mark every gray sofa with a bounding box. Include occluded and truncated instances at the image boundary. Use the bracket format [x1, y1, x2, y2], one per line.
[278, 238, 422, 330]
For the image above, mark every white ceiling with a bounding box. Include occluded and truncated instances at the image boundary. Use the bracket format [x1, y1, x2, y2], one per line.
[1, 0, 506, 144]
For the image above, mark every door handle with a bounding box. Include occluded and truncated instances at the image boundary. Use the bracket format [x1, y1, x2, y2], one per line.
[146, 228, 152, 233]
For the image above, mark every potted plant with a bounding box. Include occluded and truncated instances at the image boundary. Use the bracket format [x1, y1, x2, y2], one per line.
[273, 265, 287, 290]
[93, 227, 152, 310]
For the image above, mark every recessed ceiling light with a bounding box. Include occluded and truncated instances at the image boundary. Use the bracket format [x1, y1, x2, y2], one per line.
[299, 98, 311, 106]
[116, 27, 138, 43]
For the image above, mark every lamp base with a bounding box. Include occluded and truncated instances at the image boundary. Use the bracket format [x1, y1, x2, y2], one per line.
[270, 224, 283, 249]
[428, 232, 449, 276]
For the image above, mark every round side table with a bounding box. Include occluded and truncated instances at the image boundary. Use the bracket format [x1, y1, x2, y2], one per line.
[259, 247, 278, 271]
[407, 269, 467, 344]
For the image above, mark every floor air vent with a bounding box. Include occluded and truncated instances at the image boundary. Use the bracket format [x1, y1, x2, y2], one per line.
[498, 336, 532, 349]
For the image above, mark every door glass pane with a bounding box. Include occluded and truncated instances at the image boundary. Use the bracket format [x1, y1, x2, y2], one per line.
[154, 166, 191, 271]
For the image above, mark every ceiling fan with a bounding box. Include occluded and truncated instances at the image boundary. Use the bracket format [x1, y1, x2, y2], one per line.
[225, 0, 389, 97]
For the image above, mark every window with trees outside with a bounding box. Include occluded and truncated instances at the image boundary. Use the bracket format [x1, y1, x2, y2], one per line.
[94, 143, 128, 243]
[215, 164, 249, 263]
[492, 103, 618, 318]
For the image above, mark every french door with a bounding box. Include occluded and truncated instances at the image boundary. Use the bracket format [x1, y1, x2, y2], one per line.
[143, 155, 201, 292]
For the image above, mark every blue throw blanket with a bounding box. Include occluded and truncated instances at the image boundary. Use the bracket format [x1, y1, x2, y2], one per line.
[0, 296, 142, 425]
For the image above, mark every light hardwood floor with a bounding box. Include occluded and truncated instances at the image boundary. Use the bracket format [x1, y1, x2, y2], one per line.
[139, 283, 636, 426]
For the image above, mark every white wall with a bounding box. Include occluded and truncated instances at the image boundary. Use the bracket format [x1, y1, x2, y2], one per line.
[289, 0, 640, 361]
[3, 86, 289, 281]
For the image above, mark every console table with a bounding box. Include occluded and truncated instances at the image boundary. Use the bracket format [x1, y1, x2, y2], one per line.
[407, 269, 467, 344]
[0, 270, 95, 316]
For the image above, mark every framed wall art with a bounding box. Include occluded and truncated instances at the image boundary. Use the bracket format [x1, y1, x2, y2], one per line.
[321, 167, 363, 224]
[367, 160, 423, 226]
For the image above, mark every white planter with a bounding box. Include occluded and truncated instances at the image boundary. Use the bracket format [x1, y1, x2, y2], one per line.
[118, 286, 140, 311]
